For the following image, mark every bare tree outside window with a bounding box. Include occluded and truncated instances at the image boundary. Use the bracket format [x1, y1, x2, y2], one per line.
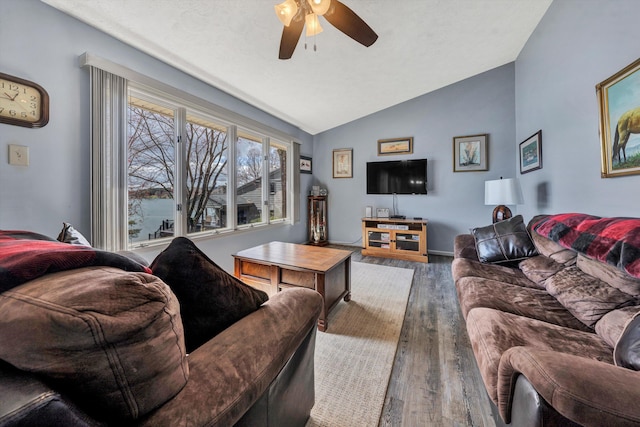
[185, 119, 228, 234]
[127, 98, 229, 242]
[127, 102, 175, 243]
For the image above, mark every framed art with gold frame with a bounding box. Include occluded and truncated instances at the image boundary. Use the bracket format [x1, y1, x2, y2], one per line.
[332, 148, 353, 178]
[597, 57, 640, 178]
[378, 137, 413, 155]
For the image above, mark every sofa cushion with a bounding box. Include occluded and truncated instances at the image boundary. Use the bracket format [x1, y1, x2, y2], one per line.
[471, 215, 538, 264]
[466, 307, 613, 405]
[455, 276, 591, 331]
[614, 311, 640, 370]
[577, 253, 640, 296]
[452, 257, 536, 288]
[596, 306, 640, 348]
[545, 266, 638, 328]
[528, 216, 577, 266]
[150, 237, 269, 352]
[0, 267, 188, 421]
[518, 255, 565, 289]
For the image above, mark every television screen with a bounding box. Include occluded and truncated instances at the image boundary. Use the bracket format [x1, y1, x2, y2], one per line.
[367, 159, 428, 194]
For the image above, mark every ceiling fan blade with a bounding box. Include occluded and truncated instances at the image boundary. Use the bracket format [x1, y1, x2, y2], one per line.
[279, 17, 305, 60]
[324, 0, 378, 47]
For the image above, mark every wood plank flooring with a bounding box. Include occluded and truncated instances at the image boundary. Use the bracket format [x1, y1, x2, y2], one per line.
[330, 246, 497, 427]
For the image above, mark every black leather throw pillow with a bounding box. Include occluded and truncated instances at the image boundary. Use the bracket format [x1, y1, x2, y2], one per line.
[150, 237, 269, 352]
[614, 312, 640, 371]
[471, 215, 538, 264]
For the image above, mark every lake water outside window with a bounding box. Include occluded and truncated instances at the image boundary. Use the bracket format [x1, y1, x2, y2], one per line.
[127, 96, 176, 243]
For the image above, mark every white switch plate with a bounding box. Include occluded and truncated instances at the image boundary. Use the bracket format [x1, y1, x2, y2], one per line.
[9, 144, 29, 166]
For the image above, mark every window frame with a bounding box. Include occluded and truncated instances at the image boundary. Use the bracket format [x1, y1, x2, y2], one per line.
[82, 52, 300, 252]
[126, 84, 296, 248]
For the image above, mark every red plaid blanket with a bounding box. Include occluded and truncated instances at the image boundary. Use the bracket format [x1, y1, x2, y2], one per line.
[533, 213, 640, 278]
[0, 230, 152, 293]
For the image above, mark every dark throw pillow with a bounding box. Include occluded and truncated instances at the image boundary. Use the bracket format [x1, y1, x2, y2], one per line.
[614, 312, 640, 370]
[150, 237, 269, 352]
[471, 215, 538, 264]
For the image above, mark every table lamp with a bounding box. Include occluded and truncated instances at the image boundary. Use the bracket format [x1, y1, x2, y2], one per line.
[484, 177, 523, 223]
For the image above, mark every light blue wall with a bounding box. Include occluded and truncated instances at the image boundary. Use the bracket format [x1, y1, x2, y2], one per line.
[312, 64, 517, 253]
[0, 0, 313, 271]
[516, 0, 640, 219]
[4, 0, 638, 262]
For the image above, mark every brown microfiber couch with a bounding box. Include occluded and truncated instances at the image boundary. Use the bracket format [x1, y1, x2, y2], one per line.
[453, 214, 640, 427]
[0, 233, 323, 427]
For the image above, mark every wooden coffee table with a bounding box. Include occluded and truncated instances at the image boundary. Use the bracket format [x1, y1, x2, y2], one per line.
[233, 241, 351, 331]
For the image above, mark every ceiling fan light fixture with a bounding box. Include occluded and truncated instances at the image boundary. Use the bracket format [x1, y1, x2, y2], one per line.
[305, 13, 323, 36]
[274, 0, 298, 26]
[308, 0, 331, 16]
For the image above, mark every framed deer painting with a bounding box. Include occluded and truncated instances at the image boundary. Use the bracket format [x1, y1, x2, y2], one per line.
[597, 57, 640, 178]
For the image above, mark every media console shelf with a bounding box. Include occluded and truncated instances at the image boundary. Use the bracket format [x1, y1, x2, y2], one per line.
[361, 217, 428, 263]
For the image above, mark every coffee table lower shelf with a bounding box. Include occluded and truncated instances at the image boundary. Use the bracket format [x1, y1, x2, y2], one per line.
[232, 242, 352, 332]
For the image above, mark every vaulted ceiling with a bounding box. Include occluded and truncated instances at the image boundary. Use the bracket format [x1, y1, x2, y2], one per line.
[41, 0, 552, 135]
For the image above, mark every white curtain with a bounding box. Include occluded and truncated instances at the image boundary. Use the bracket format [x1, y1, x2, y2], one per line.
[89, 67, 128, 251]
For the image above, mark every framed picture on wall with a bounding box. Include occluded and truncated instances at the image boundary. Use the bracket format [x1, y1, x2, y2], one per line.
[300, 155, 312, 174]
[519, 130, 542, 174]
[378, 137, 413, 155]
[597, 57, 640, 178]
[333, 148, 353, 178]
[453, 134, 488, 172]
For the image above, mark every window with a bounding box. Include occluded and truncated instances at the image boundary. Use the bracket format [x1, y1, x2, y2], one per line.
[127, 96, 176, 243]
[236, 130, 264, 226]
[125, 88, 292, 247]
[185, 114, 229, 236]
[83, 54, 299, 251]
[269, 140, 288, 222]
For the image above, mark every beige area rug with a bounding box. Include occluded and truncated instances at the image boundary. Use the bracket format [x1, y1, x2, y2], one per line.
[306, 261, 415, 427]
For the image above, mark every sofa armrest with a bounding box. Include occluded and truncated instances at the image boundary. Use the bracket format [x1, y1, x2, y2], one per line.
[138, 287, 323, 427]
[498, 346, 640, 427]
[454, 234, 479, 261]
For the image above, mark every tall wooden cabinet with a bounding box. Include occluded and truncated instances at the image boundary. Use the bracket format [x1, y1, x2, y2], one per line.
[308, 196, 328, 246]
[361, 217, 428, 263]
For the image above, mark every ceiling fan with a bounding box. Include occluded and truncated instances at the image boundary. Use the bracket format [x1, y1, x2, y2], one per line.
[274, 0, 378, 60]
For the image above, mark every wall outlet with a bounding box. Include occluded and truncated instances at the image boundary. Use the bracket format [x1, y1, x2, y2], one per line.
[8, 144, 29, 166]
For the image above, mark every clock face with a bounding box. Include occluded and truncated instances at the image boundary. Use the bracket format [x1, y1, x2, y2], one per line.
[0, 73, 49, 128]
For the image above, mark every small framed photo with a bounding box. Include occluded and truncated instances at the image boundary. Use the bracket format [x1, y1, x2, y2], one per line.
[596, 57, 640, 178]
[300, 155, 312, 174]
[519, 130, 542, 174]
[378, 137, 413, 155]
[453, 134, 488, 172]
[333, 148, 353, 178]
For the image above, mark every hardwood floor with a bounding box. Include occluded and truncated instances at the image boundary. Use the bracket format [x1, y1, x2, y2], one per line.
[330, 246, 497, 427]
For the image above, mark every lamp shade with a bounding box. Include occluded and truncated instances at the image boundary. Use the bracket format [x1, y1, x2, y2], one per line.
[275, 0, 298, 26]
[305, 13, 323, 36]
[484, 178, 523, 205]
[309, 0, 332, 15]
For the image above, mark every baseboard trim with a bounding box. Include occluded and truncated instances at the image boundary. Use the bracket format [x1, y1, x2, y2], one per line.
[428, 249, 454, 257]
[326, 241, 454, 258]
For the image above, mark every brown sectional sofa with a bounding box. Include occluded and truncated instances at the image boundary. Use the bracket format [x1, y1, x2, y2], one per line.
[0, 233, 323, 427]
[453, 214, 640, 427]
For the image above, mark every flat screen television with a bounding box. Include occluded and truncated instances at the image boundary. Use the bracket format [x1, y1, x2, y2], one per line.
[367, 159, 428, 195]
